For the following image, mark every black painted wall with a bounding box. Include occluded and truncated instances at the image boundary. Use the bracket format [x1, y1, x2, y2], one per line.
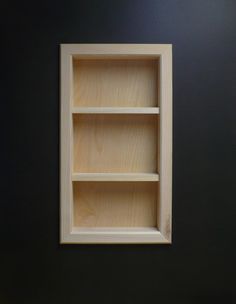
[1, 1, 235, 303]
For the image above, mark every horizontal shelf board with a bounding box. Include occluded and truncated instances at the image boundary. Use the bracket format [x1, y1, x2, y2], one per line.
[72, 107, 159, 114]
[72, 227, 159, 234]
[63, 228, 170, 244]
[72, 173, 159, 182]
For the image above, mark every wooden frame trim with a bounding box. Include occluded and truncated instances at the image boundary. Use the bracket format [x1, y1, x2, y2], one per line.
[60, 44, 172, 244]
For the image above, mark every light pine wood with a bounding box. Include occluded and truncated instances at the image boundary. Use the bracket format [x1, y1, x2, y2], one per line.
[72, 107, 159, 114]
[158, 46, 172, 242]
[73, 182, 157, 227]
[60, 44, 172, 244]
[60, 46, 73, 242]
[73, 114, 158, 173]
[73, 59, 159, 107]
[72, 173, 159, 182]
[69, 228, 168, 244]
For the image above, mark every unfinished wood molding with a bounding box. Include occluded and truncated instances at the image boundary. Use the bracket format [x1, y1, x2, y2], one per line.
[60, 44, 172, 244]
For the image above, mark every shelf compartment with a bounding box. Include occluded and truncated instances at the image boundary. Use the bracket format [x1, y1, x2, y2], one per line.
[73, 182, 158, 228]
[72, 173, 159, 182]
[73, 114, 158, 173]
[73, 58, 159, 107]
[72, 107, 160, 114]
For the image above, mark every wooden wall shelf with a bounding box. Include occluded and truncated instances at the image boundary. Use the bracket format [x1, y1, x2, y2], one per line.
[60, 44, 172, 244]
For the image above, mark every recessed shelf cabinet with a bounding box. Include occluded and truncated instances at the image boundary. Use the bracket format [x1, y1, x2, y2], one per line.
[60, 44, 172, 244]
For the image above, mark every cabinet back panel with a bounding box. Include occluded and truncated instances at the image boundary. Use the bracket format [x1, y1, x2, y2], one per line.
[73, 182, 157, 227]
[73, 114, 158, 173]
[73, 59, 159, 107]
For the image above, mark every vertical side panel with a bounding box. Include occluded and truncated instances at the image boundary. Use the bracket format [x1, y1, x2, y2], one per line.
[159, 46, 172, 242]
[60, 45, 73, 242]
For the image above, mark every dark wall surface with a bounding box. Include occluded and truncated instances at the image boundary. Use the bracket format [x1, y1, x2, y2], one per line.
[1, 1, 235, 303]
